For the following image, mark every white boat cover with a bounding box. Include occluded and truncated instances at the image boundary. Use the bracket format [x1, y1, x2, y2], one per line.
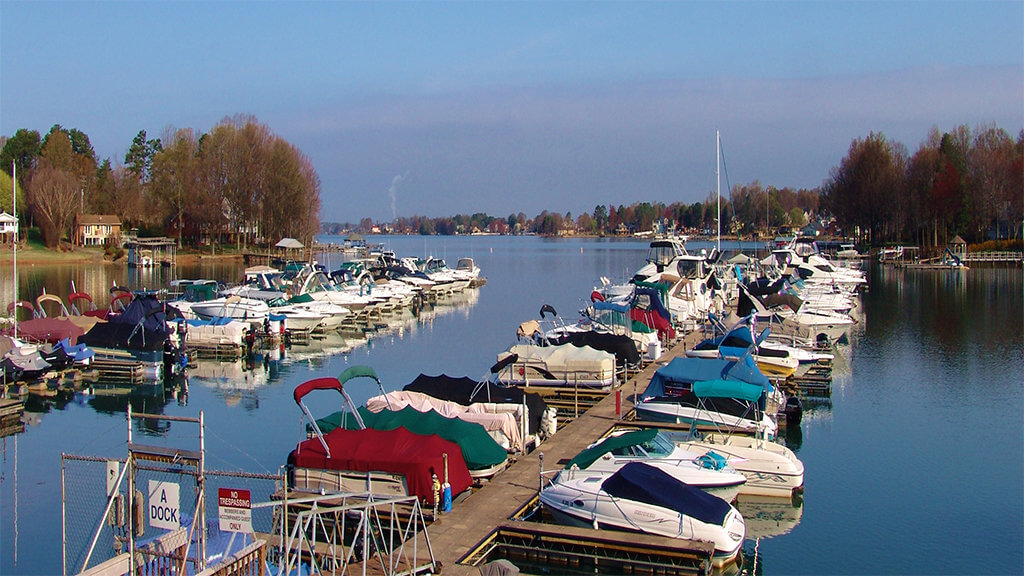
[366, 390, 524, 452]
[180, 318, 247, 346]
[501, 343, 616, 386]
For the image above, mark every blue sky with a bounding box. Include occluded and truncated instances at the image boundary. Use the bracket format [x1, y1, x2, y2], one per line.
[2, 1, 1021, 223]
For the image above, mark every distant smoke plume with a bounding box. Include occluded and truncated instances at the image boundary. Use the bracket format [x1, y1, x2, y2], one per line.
[388, 173, 407, 221]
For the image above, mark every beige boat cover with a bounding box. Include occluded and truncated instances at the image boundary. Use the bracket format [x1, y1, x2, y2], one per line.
[502, 343, 616, 383]
[516, 319, 541, 339]
[183, 320, 247, 346]
[366, 390, 524, 452]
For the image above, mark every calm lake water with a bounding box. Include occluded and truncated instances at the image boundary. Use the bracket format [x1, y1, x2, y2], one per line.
[1, 235, 1021, 575]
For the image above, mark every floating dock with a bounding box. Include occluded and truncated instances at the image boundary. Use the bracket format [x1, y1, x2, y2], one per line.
[409, 332, 721, 575]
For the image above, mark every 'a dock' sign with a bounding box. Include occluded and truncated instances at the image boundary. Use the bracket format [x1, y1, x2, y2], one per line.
[218, 488, 252, 533]
[148, 481, 180, 530]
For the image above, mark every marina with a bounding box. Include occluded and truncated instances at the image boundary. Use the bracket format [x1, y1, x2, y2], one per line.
[0, 235, 1021, 575]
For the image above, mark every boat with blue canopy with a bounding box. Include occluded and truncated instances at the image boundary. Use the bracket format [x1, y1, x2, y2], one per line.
[634, 356, 779, 437]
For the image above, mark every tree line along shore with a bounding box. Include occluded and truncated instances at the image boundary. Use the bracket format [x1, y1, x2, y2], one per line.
[3, 119, 1020, 258]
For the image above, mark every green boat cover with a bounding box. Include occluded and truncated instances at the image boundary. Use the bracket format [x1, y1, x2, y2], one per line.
[317, 406, 507, 471]
[565, 428, 658, 471]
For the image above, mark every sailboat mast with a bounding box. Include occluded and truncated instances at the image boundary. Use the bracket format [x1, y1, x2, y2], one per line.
[11, 161, 17, 339]
[716, 131, 721, 253]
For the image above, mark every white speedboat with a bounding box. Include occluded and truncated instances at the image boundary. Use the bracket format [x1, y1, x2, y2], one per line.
[455, 257, 481, 281]
[186, 295, 269, 324]
[566, 428, 747, 503]
[269, 304, 327, 332]
[737, 283, 853, 346]
[668, 431, 805, 498]
[540, 461, 746, 566]
[282, 300, 350, 330]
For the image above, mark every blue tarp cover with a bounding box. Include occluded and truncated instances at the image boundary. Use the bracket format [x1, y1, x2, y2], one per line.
[601, 462, 731, 525]
[641, 356, 770, 399]
[692, 379, 765, 402]
[593, 300, 630, 315]
[184, 316, 235, 327]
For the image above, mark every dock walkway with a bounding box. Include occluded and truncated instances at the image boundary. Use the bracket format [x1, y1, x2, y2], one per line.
[420, 333, 701, 575]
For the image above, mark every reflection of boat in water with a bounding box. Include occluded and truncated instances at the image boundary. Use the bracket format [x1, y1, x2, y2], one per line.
[734, 494, 803, 540]
[280, 330, 361, 363]
[188, 358, 270, 391]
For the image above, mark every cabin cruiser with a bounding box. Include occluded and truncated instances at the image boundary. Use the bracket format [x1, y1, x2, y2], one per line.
[186, 295, 270, 325]
[411, 257, 471, 293]
[737, 281, 854, 346]
[596, 238, 725, 329]
[276, 298, 350, 330]
[634, 356, 779, 437]
[455, 257, 481, 282]
[565, 429, 747, 502]
[539, 461, 746, 566]
[770, 238, 866, 290]
[668, 430, 805, 499]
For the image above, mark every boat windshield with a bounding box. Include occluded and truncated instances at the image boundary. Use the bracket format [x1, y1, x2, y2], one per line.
[646, 241, 686, 268]
[675, 258, 703, 280]
[611, 432, 676, 458]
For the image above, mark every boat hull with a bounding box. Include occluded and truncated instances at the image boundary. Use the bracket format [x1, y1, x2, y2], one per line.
[635, 399, 777, 437]
[540, 470, 745, 566]
[674, 435, 804, 498]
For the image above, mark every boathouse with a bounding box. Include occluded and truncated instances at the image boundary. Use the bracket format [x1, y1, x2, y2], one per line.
[125, 237, 177, 267]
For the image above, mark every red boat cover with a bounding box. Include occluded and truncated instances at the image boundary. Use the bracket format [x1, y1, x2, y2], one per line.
[12, 317, 85, 345]
[289, 426, 472, 505]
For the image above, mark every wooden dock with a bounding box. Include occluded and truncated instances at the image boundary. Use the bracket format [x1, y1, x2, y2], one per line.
[413, 332, 714, 575]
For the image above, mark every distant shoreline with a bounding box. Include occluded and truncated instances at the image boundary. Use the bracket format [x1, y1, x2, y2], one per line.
[0, 245, 243, 266]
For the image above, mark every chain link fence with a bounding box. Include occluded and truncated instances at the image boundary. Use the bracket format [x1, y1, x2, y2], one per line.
[62, 454, 280, 576]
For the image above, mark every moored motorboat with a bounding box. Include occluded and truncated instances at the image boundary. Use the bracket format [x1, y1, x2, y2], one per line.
[287, 366, 474, 506]
[564, 428, 747, 503]
[494, 343, 617, 390]
[634, 356, 778, 437]
[668, 430, 804, 498]
[403, 372, 558, 451]
[539, 461, 746, 566]
[687, 313, 799, 379]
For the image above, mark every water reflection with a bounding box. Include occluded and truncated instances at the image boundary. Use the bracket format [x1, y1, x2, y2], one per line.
[735, 495, 804, 540]
[185, 280, 482, 407]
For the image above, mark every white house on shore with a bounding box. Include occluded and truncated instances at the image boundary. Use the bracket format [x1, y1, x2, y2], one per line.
[0, 211, 17, 243]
